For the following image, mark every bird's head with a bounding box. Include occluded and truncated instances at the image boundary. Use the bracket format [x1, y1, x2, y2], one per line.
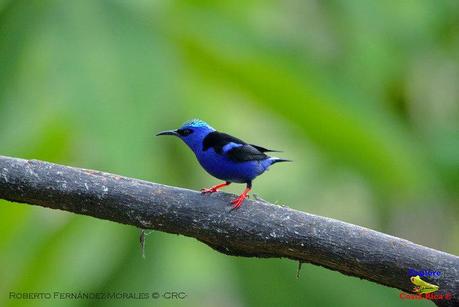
[156, 119, 215, 152]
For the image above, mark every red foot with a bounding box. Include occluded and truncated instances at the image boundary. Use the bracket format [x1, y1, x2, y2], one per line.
[230, 187, 251, 210]
[201, 182, 231, 194]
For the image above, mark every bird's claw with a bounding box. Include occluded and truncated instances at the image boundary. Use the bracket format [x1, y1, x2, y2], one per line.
[201, 182, 231, 194]
[200, 188, 218, 194]
[230, 194, 248, 210]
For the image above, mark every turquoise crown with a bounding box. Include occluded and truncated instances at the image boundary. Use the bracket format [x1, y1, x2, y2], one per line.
[182, 119, 213, 129]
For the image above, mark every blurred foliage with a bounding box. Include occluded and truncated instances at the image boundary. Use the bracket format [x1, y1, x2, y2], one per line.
[0, 0, 458, 306]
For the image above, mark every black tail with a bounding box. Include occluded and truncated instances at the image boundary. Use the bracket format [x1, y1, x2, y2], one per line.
[270, 158, 292, 165]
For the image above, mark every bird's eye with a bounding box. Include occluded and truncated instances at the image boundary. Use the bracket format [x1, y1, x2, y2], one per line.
[177, 128, 193, 136]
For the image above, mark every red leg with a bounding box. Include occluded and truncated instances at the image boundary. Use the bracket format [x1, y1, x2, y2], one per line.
[201, 182, 231, 194]
[230, 187, 251, 210]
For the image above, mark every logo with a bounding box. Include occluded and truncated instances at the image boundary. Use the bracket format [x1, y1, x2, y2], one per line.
[399, 273, 453, 301]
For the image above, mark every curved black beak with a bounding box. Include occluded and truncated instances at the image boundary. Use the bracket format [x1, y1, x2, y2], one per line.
[156, 129, 178, 136]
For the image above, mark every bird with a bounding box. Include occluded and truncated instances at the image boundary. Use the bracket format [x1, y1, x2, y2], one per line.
[156, 119, 290, 209]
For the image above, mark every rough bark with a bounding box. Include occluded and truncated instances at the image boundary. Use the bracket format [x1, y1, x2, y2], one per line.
[0, 155, 457, 306]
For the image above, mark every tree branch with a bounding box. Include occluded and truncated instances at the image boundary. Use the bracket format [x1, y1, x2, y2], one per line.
[0, 155, 457, 306]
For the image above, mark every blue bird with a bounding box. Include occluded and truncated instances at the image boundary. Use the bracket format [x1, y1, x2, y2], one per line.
[156, 119, 290, 209]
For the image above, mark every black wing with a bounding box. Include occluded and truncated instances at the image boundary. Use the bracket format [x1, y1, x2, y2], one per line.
[203, 132, 245, 154]
[203, 131, 268, 162]
[227, 144, 268, 162]
[249, 144, 281, 153]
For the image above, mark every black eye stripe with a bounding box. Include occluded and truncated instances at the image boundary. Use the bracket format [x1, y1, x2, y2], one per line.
[177, 128, 193, 136]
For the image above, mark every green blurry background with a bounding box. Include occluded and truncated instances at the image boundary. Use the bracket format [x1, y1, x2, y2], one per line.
[0, 0, 458, 306]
